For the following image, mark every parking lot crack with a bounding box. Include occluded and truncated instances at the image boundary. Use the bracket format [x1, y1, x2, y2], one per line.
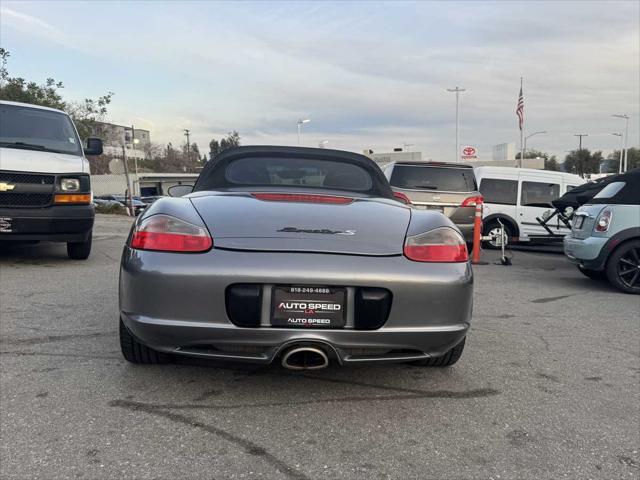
[0, 350, 120, 360]
[110, 387, 499, 413]
[110, 399, 311, 480]
[531, 294, 575, 304]
[0, 331, 115, 346]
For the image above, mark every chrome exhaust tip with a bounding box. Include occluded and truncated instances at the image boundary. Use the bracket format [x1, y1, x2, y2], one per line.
[281, 346, 329, 370]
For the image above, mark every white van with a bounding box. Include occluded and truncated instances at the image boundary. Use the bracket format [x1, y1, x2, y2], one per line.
[0, 101, 103, 259]
[474, 166, 586, 246]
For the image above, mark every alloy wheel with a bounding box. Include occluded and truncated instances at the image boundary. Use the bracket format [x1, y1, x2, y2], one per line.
[617, 246, 640, 289]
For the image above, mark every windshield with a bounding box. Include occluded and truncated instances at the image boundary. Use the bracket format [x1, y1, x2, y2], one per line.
[0, 103, 82, 156]
[224, 157, 374, 191]
[390, 165, 477, 192]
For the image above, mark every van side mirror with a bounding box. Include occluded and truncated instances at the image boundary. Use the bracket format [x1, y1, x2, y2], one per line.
[168, 185, 194, 197]
[84, 137, 103, 156]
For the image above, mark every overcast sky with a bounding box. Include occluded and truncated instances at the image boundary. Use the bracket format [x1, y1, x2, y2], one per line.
[1, 0, 638, 161]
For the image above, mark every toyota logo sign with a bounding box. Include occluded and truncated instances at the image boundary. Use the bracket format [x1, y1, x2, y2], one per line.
[463, 147, 476, 156]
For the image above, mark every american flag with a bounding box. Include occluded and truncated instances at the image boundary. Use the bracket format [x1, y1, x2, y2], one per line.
[516, 84, 524, 131]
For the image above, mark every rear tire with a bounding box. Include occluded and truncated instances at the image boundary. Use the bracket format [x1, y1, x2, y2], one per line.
[119, 318, 170, 364]
[67, 230, 92, 260]
[605, 240, 640, 294]
[577, 265, 606, 280]
[482, 220, 513, 250]
[412, 337, 466, 367]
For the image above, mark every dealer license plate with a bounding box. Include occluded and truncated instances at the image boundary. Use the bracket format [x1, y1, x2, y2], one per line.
[271, 286, 346, 328]
[0, 217, 13, 233]
[573, 216, 584, 229]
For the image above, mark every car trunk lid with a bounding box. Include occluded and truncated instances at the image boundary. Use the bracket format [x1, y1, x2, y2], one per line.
[190, 193, 410, 255]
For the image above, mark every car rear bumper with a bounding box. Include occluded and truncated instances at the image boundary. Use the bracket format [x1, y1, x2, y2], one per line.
[120, 247, 473, 364]
[564, 235, 608, 270]
[0, 205, 94, 242]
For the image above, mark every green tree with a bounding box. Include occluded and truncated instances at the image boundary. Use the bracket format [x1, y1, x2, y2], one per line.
[515, 148, 558, 171]
[209, 131, 241, 160]
[0, 48, 113, 142]
[544, 156, 559, 171]
[608, 147, 639, 172]
[564, 149, 603, 176]
[515, 148, 549, 160]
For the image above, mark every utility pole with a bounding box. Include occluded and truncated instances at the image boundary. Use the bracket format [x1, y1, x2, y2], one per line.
[121, 144, 134, 216]
[446, 87, 465, 162]
[184, 129, 191, 164]
[574, 134, 588, 151]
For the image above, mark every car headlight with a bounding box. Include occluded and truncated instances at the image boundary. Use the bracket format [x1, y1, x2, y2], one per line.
[60, 178, 80, 192]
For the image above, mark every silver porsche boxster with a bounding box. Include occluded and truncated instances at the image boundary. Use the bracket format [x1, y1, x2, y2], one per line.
[119, 146, 473, 369]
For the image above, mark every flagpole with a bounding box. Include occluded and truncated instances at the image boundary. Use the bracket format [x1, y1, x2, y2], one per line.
[519, 77, 524, 168]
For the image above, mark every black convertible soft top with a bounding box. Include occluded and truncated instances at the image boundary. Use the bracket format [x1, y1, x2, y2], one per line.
[552, 169, 640, 210]
[194, 145, 395, 199]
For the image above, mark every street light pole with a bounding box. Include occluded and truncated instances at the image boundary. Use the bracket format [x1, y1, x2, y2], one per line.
[297, 118, 310, 146]
[184, 129, 191, 165]
[130, 125, 140, 197]
[447, 87, 465, 162]
[523, 131, 547, 159]
[612, 114, 629, 172]
[611, 133, 624, 173]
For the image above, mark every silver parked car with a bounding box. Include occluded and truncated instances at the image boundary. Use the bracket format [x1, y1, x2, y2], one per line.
[564, 169, 640, 294]
[119, 146, 472, 369]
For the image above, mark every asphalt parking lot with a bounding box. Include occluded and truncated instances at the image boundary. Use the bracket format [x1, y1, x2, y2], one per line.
[1, 214, 638, 480]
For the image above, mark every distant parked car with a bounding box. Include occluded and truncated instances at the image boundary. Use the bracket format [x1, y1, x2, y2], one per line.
[96, 195, 146, 215]
[564, 169, 640, 294]
[140, 195, 164, 205]
[92, 198, 122, 208]
[383, 162, 481, 243]
[474, 166, 585, 248]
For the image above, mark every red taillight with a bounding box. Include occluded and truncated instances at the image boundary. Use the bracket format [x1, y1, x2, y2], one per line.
[595, 209, 612, 232]
[130, 214, 212, 253]
[461, 195, 483, 207]
[404, 227, 468, 262]
[251, 193, 353, 204]
[393, 191, 412, 205]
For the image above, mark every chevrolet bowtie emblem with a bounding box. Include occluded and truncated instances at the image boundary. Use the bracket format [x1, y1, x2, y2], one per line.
[0, 182, 16, 192]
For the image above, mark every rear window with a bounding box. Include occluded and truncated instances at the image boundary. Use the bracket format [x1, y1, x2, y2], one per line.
[225, 157, 373, 191]
[480, 179, 518, 205]
[593, 182, 625, 199]
[389, 165, 477, 192]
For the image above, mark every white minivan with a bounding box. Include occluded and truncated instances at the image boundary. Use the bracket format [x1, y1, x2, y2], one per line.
[0, 101, 103, 259]
[474, 166, 586, 247]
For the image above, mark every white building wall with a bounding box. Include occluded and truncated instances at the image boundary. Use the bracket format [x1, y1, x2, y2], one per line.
[492, 143, 516, 161]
